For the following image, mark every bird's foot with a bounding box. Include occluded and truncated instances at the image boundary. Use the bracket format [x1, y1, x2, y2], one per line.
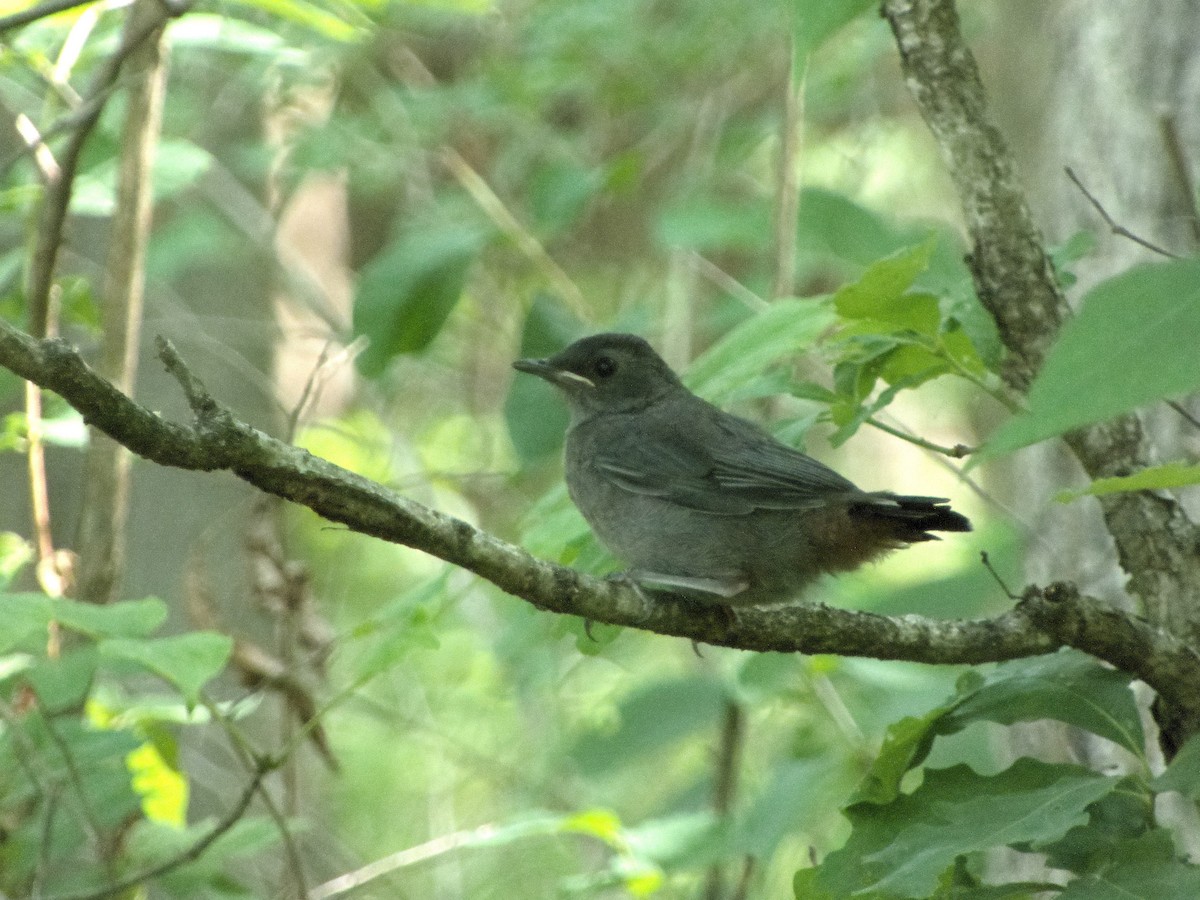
[625, 569, 749, 601]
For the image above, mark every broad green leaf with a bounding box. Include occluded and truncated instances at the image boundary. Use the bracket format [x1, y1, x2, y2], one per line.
[1057, 460, 1200, 502]
[851, 705, 952, 805]
[101, 633, 233, 704]
[816, 759, 1120, 898]
[793, 868, 838, 900]
[685, 298, 836, 403]
[851, 650, 1142, 810]
[982, 258, 1200, 458]
[0, 592, 54, 653]
[24, 647, 98, 711]
[833, 240, 938, 329]
[71, 140, 214, 216]
[942, 651, 1144, 756]
[52, 596, 169, 639]
[505, 295, 584, 461]
[793, 0, 878, 60]
[737, 756, 851, 858]
[354, 223, 488, 376]
[655, 194, 771, 251]
[528, 160, 605, 234]
[1056, 830, 1200, 900]
[0, 594, 167, 650]
[571, 677, 729, 773]
[1150, 732, 1200, 799]
[126, 740, 189, 826]
[625, 811, 727, 869]
[1037, 779, 1153, 875]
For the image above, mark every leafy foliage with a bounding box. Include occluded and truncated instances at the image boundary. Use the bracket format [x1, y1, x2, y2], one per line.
[1, 0, 1197, 896]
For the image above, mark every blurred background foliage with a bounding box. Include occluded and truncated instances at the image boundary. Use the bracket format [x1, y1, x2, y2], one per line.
[0, 0, 1061, 895]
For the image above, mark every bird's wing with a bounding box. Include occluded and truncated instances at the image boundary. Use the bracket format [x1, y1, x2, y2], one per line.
[590, 402, 860, 514]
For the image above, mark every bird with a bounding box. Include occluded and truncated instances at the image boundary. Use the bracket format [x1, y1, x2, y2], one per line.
[513, 333, 971, 606]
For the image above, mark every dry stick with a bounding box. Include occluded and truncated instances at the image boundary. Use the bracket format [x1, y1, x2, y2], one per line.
[76, 0, 170, 605]
[1063, 166, 1178, 259]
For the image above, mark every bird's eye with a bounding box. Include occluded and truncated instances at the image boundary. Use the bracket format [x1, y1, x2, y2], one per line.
[593, 356, 617, 378]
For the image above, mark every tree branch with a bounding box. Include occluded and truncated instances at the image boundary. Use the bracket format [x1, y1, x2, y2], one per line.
[880, 0, 1200, 651]
[0, 317, 1048, 662]
[6, 321, 1200, 717]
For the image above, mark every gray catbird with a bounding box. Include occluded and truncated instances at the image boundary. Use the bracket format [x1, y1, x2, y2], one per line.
[514, 333, 970, 606]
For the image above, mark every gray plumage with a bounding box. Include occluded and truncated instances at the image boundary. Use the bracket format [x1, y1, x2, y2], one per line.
[514, 333, 970, 606]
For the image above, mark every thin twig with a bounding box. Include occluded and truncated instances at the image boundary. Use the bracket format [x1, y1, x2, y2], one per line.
[310, 823, 506, 900]
[0, 0, 96, 33]
[1166, 400, 1200, 432]
[704, 700, 746, 900]
[865, 415, 974, 458]
[25, 0, 184, 334]
[46, 759, 275, 900]
[980, 551, 1018, 601]
[1158, 112, 1200, 248]
[1064, 166, 1178, 259]
[441, 148, 590, 322]
[690, 253, 769, 312]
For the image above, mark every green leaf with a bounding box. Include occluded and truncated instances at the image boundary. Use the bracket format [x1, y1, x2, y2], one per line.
[655, 194, 771, 251]
[941, 651, 1144, 756]
[166, 14, 293, 55]
[353, 223, 488, 376]
[0, 594, 168, 651]
[816, 759, 1121, 898]
[527, 159, 605, 234]
[100, 633, 233, 704]
[71, 140, 214, 216]
[24, 647, 98, 711]
[219, 0, 366, 42]
[793, 0, 878, 60]
[1150, 732, 1200, 799]
[571, 677, 729, 773]
[833, 239, 937, 327]
[981, 258, 1200, 458]
[851, 705, 952, 805]
[850, 650, 1142, 809]
[1057, 460, 1200, 502]
[52, 596, 169, 639]
[684, 298, 836, 403]
[1056, 830, 1200, 900]
[505, 295, 584, 461]
[1037, 779, 1153, 875]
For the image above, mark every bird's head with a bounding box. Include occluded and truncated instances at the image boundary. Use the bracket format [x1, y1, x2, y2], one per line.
[513, 333, 682, 419]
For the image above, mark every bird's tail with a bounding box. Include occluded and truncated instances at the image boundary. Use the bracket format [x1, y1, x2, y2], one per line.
[848, 493, 971, 543]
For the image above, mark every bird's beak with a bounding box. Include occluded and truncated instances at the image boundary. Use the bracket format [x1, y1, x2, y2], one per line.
[512, 358, 595, 389]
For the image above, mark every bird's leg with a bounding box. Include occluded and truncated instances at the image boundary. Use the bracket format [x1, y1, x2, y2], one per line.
[625, 569, 749, 600]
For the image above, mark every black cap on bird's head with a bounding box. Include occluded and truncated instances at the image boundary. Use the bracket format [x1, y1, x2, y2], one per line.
[513, 333, 683, 417]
